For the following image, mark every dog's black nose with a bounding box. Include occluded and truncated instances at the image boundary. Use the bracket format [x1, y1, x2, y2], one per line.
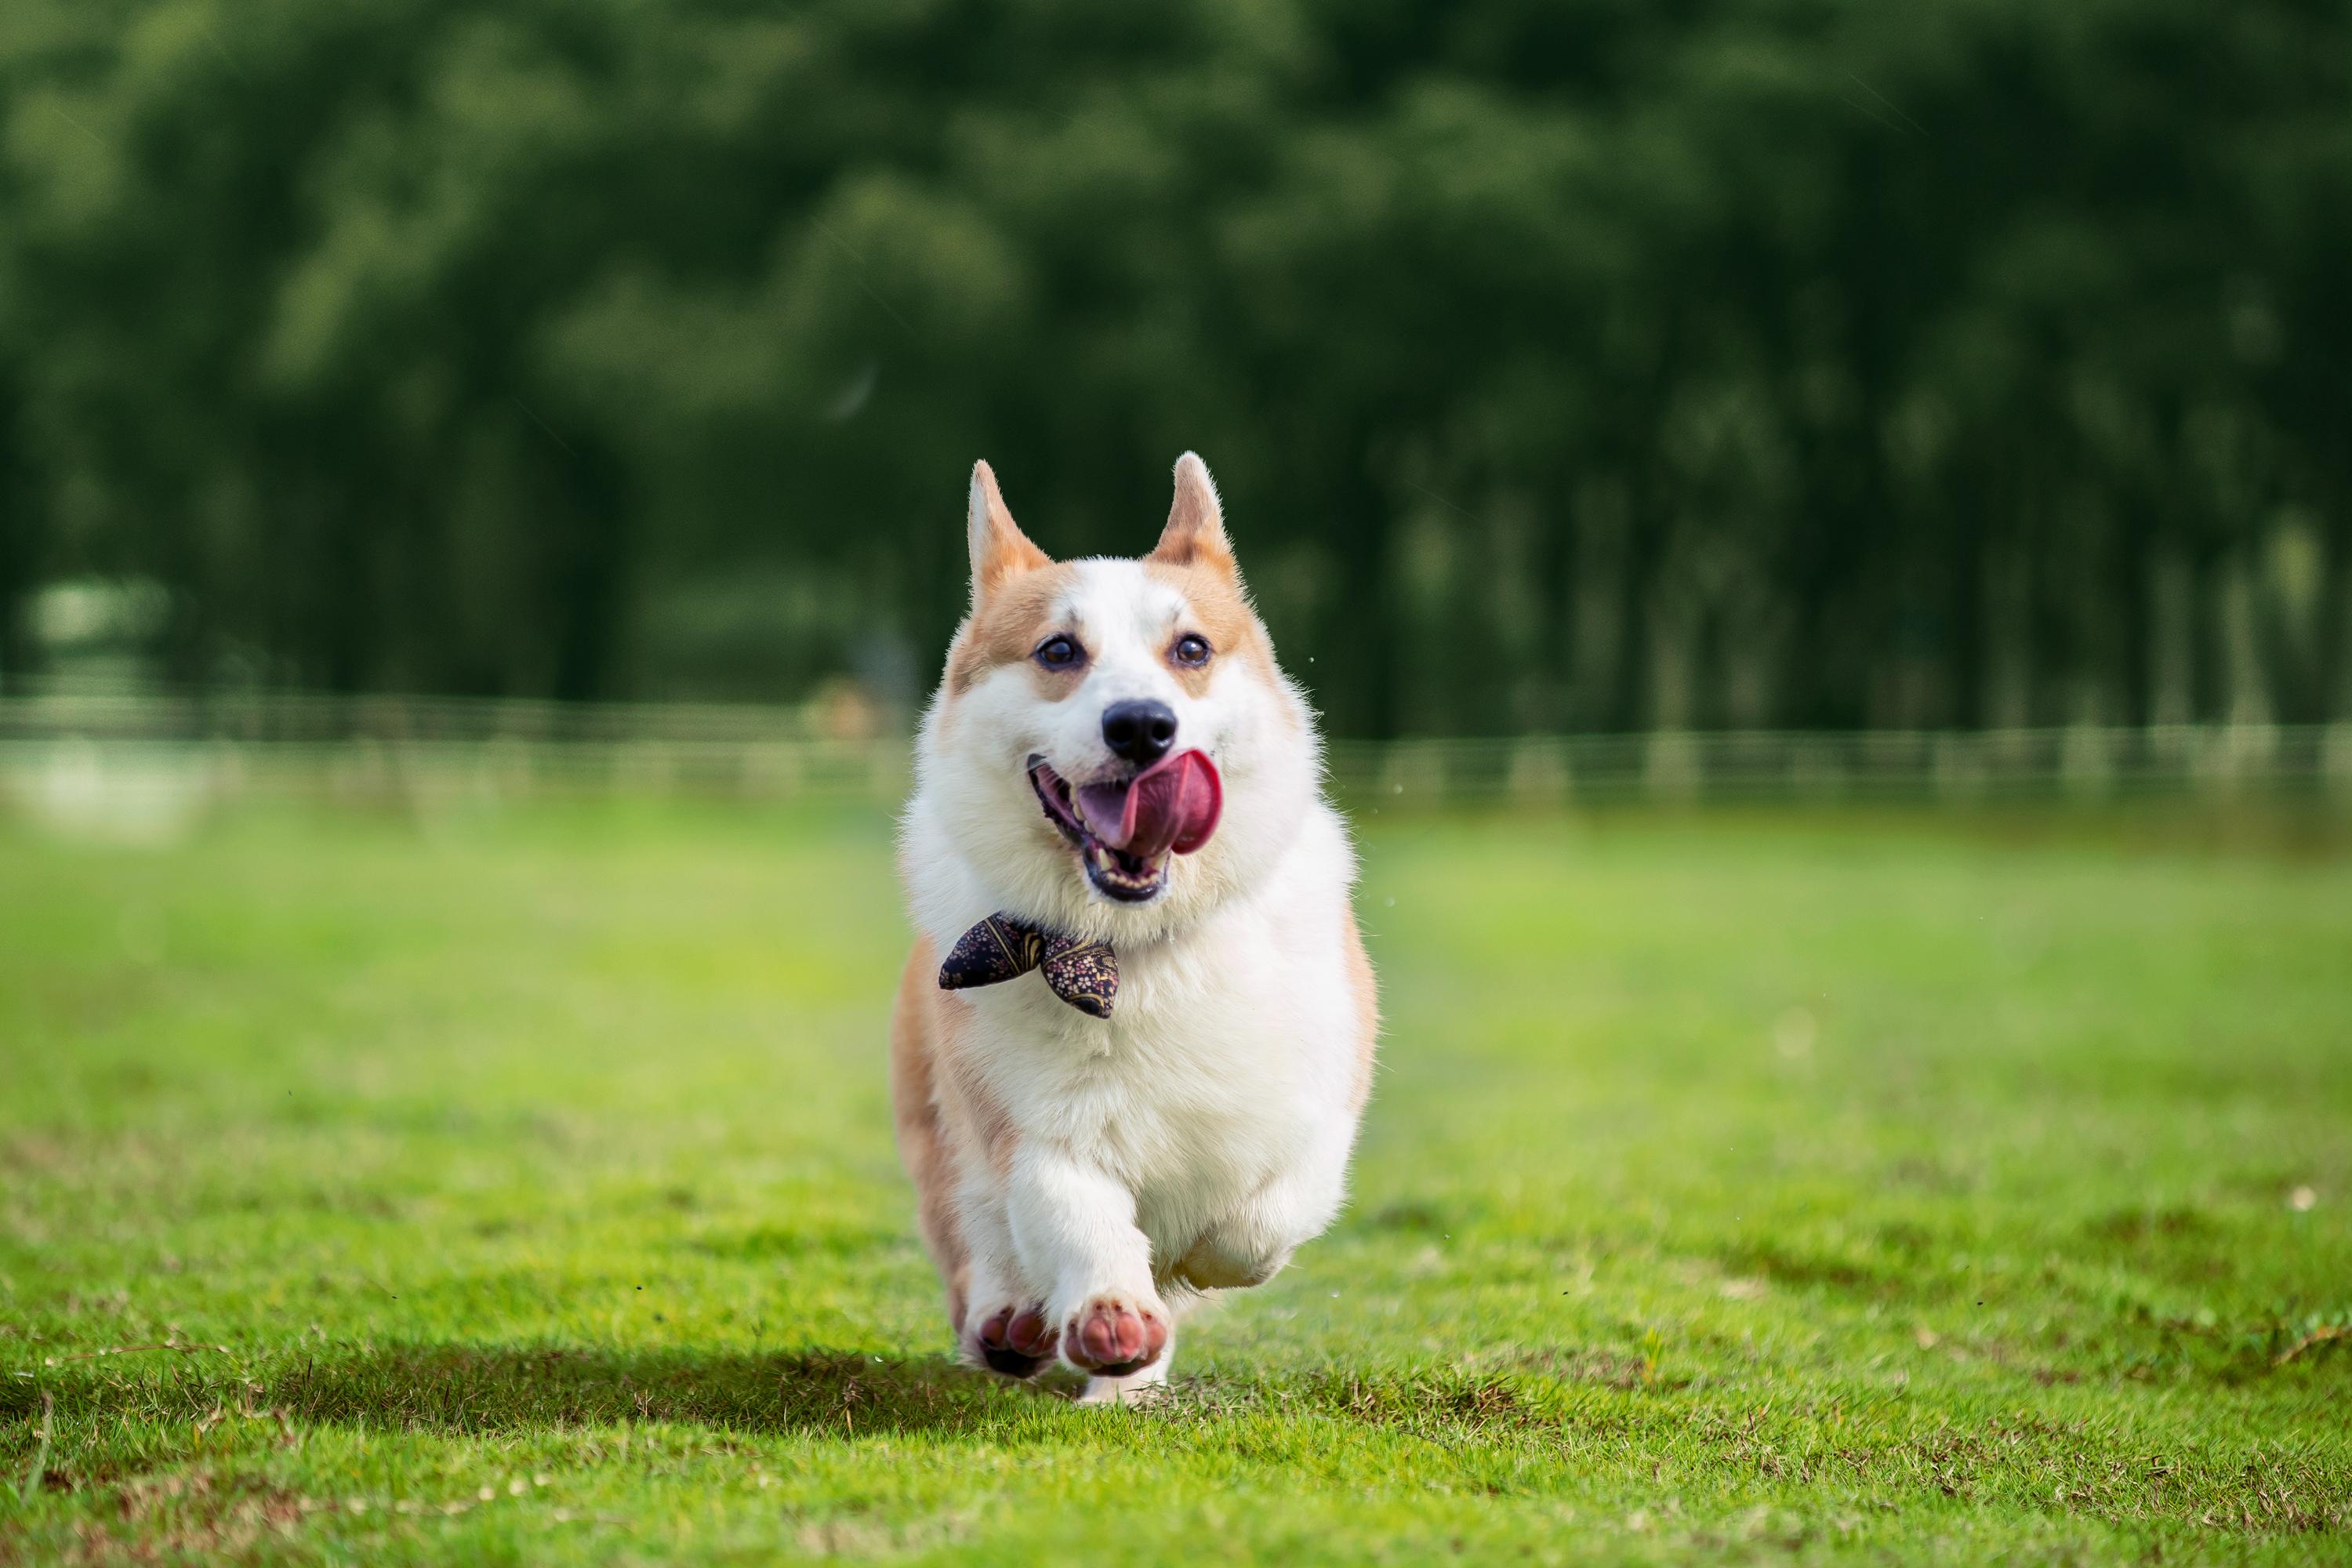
[1102, 699, 1178, 764]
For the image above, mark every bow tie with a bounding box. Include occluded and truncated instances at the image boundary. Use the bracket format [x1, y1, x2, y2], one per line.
[938, 913, 1118, 1018]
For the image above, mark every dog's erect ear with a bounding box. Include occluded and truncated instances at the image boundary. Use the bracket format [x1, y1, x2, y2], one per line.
[1149, 452, 1236, 578]
[967, 459, 1050, 604]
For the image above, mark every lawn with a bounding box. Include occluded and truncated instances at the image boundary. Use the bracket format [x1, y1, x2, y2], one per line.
[2, 797, 2348, 1564]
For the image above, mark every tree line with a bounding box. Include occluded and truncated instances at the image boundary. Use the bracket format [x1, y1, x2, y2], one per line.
[2, 0, 2346, 736]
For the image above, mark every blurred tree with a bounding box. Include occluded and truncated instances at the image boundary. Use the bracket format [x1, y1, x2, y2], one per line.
[0, 0, 2344, 731]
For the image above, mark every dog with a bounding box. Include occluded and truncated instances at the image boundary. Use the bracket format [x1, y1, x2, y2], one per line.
[891, 452, 1378, 1403]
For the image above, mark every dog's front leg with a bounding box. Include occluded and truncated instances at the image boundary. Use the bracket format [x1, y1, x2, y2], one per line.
[955, 1171, 1060, 1379]
[1175, 1116, 1355, 1291]
[1005, 1142, 1171, 1385]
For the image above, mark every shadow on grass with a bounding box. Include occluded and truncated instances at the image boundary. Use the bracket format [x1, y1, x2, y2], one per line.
[2, 1341, 1650, 1452]
[5, 1343, 1048, 1441]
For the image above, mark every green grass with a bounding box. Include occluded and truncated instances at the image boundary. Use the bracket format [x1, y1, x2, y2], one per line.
[2, 798, 2348, 1564]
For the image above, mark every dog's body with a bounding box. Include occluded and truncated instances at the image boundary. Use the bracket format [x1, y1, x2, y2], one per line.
[891, 453, 1377, 1401]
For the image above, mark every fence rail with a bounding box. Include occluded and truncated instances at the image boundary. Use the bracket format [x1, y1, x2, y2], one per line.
[2, 691, 2348, 840]
[1325, 724, 2352, 804]
[0, 688, 829, 744]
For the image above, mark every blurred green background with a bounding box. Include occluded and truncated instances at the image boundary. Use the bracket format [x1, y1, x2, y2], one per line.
[2, 0, 2347, 737]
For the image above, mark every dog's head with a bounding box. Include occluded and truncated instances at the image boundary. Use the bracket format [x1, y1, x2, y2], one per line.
[913, 452, 1318, 939]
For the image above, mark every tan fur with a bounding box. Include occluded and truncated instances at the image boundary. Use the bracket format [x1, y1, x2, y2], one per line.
[1143, 455, 1265, 697]
[1149, 454, 1237, 576]
[1143, 559, 1276, 697]
[889, 937, 969, 1330]
[946, 561, 1083, 696]
[970, 460, 1051, 594]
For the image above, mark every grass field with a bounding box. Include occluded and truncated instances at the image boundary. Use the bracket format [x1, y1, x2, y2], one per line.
[2, 797, 2349, 1564]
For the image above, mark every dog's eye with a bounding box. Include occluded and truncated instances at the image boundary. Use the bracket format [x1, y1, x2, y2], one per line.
[1034, 634, 1083, 670]
[1171, 633, 1213, 669]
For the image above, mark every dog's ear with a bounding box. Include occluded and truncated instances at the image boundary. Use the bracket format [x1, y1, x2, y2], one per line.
[1149, 452, 1236, 578]
[967, 459, 1050, 604]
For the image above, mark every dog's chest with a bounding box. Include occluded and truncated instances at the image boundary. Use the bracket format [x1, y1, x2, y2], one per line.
[974, 912, 1338, 1206]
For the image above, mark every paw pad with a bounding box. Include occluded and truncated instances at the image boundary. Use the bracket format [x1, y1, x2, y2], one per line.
[1065, 1298, 1168, 1376]
[974, 1304, 1057, 1377]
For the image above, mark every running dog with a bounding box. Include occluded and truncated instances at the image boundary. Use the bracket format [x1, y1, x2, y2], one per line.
[891, 452, 1377, 1402]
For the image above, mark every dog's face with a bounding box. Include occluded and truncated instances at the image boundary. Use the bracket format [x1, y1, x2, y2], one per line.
[913, 454, 1318, 939]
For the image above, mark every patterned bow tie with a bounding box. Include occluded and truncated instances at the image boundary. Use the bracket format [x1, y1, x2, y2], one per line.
[938, 913, 1118, 1018]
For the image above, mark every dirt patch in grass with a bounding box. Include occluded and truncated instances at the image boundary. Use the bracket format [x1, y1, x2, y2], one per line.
[42, 1469, 339, 1566]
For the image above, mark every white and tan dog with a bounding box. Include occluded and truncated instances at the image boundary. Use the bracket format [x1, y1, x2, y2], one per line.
[891, 452, 1377, 1403]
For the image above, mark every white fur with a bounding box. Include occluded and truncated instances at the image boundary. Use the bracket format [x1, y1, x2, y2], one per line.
[900, 524, 1371, 1402]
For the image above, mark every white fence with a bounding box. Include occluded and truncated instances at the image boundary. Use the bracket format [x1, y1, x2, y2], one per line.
[1325, 724, 2352, 805]
[2, 691, 2348, 841]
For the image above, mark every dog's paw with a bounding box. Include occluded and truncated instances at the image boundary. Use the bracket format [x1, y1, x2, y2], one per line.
[971, 1303, 1058, 1377]
[1173, 1229, 1292, 1291]
[1062, 1294, 1170, 1377]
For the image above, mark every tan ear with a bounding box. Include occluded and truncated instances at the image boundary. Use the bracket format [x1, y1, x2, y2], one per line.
[967, 459, 1050, 604]
[1149, 452, 1236, 576]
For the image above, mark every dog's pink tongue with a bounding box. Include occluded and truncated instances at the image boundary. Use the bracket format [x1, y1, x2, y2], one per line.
[1074, 749, 1223, 858]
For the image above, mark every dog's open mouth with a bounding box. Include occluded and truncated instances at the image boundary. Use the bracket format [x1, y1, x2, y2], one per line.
[1029, 750, 1223, 903]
